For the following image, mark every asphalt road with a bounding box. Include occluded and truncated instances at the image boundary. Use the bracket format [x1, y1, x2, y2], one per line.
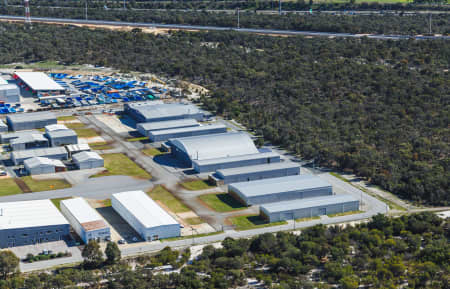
[0, 15, 448, 40]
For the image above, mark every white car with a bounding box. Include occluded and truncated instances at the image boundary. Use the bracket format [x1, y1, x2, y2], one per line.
[0, 170, 7, 176]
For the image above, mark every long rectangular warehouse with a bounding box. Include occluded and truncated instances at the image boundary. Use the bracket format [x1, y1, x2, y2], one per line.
[125, 102, 203, 123]
[60, 198, 110, 244]
[260, 194, 360, 222]
[137, 119, 199, 137]
[229, 175, 333, 206]
[0, 199, 70, 248]
[192, 151, 281, 173]
[150, 124, 227, 142]
[0, 130, 40, 143]
[11, 146, 68, 165]
[13, 72, 65, 93]
[7, 111, 57, 131]
[210, 162, 301, 185]
[111, 191, 180, 241]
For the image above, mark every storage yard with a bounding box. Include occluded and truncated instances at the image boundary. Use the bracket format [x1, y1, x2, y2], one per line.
[0, 69, 386, 272]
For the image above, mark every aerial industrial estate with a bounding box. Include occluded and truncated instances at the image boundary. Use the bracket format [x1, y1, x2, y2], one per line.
[0, 70, 382, 273]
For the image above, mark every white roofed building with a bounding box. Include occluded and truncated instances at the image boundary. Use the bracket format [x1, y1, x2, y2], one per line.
[13, 72, 65, 93]
[111, 191, 180, 241]
[0, 199, 70, 248]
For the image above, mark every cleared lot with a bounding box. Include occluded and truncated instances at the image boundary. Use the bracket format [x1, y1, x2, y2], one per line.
[198, 193, 246, 212]
[92, 153, 151, 179]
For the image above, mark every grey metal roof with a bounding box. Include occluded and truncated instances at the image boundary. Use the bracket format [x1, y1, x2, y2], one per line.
[137, 119, 199, 131]
[150, 123, 226, 136]
[24, 156, 65, 169]
[14, 72, 64, 91]
[45, 124, 69, 132]
[60, 198, 108, 231]
[72, 151, 103, 162]
[216, 162, 300, 178]
[7, 111, 56, 124]
[133, 103, 203, 120]
[170, 132, 259, 161]
[229, 175, 331, 197]
[126, 100, 164, 109]
[261, 194, 358, 213]
[12, 147, 67, 159]
[1, 130, 40, 139]
[193, 151, 279, 166]
[46, 129, 77, 138]
[66, 143, 90, 152]
[0, 120, 6, 128]
[10, 133, 47, 145]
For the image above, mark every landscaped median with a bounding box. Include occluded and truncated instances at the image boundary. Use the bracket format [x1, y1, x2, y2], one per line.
[180, 180, 215, 191]
[226, 214, 287, 231]
[198, 193, 246, 213]
[91, 153, 151, 179]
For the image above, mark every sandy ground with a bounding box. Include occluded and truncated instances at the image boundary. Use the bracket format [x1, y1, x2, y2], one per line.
[79, 136, 106, 144]
[95, 114, 134, 134]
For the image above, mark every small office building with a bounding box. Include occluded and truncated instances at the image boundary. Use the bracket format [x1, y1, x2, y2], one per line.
[10, 133, 49, 151]
[111, 191, 180, 241]
[60, 198, 111, 244]
[149, 124, 227, 142]
[24, 157, 66, 175]
[72, 151, 104, 169]
[6, 111, 57, 131]
[229, 175, 333, 206]
[11, 147, 68, 165]
[0, 199, 70, 248]
[125, 102, 204, 123]
[260, 194, 360, 222]
[45, 129, 78, 147]
[210, 162, 301, 185]
[137, 119, 199, 137]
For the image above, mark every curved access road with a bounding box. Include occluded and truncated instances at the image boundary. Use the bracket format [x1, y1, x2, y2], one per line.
[0, 15, 448, 40]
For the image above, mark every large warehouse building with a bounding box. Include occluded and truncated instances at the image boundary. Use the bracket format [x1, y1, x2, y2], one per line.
[45, 129, 78, 147]
[229, 175, 333, 206]
[60, 198, 110, 244]
[149, 124, 227, 142]
[111, 191, 180, 241]
[24, 156, 66, 175]
[0, 130, 40, 143]
[210, 162, 301, 185]
[125, 102, 204, 123]
[6, 111, 57, 131]
[260, 194, 360, 222]
[72, 151, 104, 169]
[0, 199, 70, 248]
[10, 133, 49, 151]
[168, 132, 281, 173]
[137, 119, 199, 137]
[0, 76, 20, 103]
[11, 146, 68, 165]
[13, 72, 65, 95]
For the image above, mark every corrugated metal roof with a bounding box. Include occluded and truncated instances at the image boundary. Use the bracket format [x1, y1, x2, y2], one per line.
[261, 194, 358, 213]
[133, 103, 202, 120]
[72, 151, 103, 162]
[61, 198, 108, 231]
[170, 132, 259, 161]
[150, 123, 226, 136]
[45, 124, 68, 132]
[10, 133, 47, 145]
[229, 175, 331, 197]
[24, 156, 65, 168]
[0, 84, 19, 91]
[216, 162, 300, 177]
[137, 119, 199, 131]
[0, 199, 69, 230]
[12, 146, 67, 159]
[7, 111, 56, 123]
[193, 151, 279, 166]
[66, 143, 90, 152]
[1, 130, 39, 139]
[112, 191, 179, 228]
[46, 129, 77, 138]
[14, 72, 64, 91]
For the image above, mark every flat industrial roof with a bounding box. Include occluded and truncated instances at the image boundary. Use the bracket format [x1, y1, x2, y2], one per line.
[61, 198, 108, 231]
[45, 124, 68, 132]
[170, 132, 259, 161]
[12, 146, 67, 159]
[0, 199, 69, 230]
[112, 191, 179, 228]
[261, 194, 358, 213]
[14, 72, 64, 91]
[46, 129, 77, 138]
[10, 133, 47, 145]
[150, 123, 226, 136]
[7, 111, 56, 124]
[133, 103, 203, 120]
[193, 151, 280, 166]
[137, 119, 199, 131]
[1, 130, 39, 139]
[216, 162, 300, 177]
[229, 175, 331, 197]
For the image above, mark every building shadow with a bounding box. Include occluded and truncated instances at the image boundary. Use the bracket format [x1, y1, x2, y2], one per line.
[153, 154, 189, 169]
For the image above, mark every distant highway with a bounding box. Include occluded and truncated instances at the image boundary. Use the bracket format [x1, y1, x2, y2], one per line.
[0, 15, 449, 40]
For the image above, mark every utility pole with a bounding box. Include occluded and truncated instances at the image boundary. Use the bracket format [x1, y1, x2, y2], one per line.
[279, 0, 281, 15]
[237, 8, 240, 29]
[85, 0, 88, 20]
[429, 13, 432, 34]
[123, 0, 126, 10]
[24, 0, 31, 25]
